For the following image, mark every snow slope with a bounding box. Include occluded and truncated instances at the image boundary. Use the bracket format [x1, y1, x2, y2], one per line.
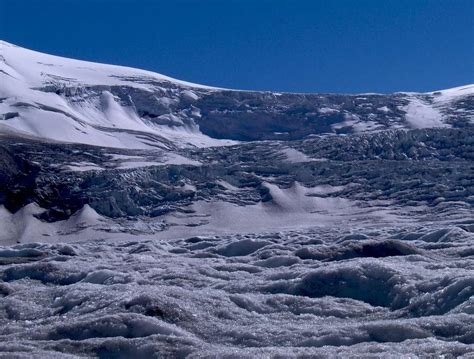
[402, 96, 447, 129]
[0, 40, 232, 149]
[0, 40, 215, 90]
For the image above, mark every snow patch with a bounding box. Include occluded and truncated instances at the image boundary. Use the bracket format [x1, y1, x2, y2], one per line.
[402, 97, 448, 129]
[280, 148, 312, 163]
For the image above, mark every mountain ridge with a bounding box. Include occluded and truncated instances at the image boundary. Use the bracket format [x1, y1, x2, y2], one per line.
[2, 39, 472, 95]
[1, 41, 473, 149]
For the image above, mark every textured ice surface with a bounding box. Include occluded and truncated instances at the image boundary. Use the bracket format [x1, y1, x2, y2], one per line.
[0, 127, 472, 357]
[0, 117, 472, 359]
[0, 223, 473, 357]
[0, 41, 473, 357]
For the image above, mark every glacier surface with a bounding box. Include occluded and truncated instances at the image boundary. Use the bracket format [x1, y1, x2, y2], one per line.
[0, 41, 473, 357]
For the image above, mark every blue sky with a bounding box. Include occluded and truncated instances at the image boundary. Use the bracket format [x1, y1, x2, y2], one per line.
[1, 0, 473, 93]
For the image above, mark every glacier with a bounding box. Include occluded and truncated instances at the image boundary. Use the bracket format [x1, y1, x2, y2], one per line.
[0, 40, 473, 358]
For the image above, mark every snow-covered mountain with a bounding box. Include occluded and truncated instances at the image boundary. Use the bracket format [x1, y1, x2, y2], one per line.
[0, 41, 473, 357]
[1, 40, 473, 149]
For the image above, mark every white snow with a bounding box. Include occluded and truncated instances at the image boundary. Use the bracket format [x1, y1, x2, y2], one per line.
[402, 97, 448, 129]
[1, 41, 471, 147]
[107, 152, 201, 169]
[318, 107, 339, 114]
[0, 203, 114, 244]
[164, 153, 201, 166]
[0, 40, 215, 90]
[158, 183, 406, 239]
[114, 156, 200, 169]
[429, 84, 474, 101]
[331, 112, 383, 133]
[377, 106, 391, 113]
[0, 40, 236, 149]
[280, 148, 312, 163]
[306, 184, 346, 195]
[181, 89, 200, 101]
[63, 162, 104, 172]
[216, 180, 242, 191]
[351, 120, 383, 133]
